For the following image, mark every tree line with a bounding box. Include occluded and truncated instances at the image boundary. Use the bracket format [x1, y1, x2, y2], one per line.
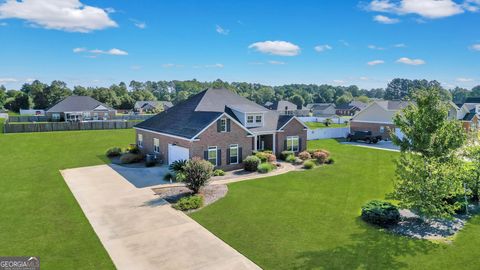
[0, 78, 478, 112]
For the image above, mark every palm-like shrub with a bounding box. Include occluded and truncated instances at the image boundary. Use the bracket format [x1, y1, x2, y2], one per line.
[169, 159, 187, 173]
[182, 157, 214, 193]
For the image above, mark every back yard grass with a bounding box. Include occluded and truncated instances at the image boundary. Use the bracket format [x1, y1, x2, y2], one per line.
[190, 139, 480, 269]
[0, 129, 133, 269]
[305, 122, 348, 129]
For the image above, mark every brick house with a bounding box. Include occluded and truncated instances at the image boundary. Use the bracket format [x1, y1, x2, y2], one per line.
[134, 88, 308, 170]
[134, 101, 173, 114]
[46, 96, 116, 122]
[350, 100, 479, 139]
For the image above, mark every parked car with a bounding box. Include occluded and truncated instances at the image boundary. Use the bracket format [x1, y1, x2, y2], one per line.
[346, 131, 382, 144]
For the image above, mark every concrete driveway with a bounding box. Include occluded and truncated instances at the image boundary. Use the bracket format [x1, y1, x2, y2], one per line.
[341, 140, 400, 152]
[109, 163, 171, 188]
[62, 165, 260, 270]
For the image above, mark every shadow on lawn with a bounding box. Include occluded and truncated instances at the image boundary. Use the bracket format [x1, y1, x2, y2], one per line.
[292, 218, 436, 270]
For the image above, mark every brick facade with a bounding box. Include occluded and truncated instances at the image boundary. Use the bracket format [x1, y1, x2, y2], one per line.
[350, 121, 395, 139]
[276, 118, 308, 154]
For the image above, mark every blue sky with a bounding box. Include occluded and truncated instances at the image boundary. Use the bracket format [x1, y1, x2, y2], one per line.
[0, 0, 479, 89]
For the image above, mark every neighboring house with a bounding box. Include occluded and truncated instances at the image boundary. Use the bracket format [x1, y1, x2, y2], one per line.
[350, 101, 368, 110]
[134, 88, 308, 170]
[335, 101, 368, 116]
[351, 100, 479, 139]
[134, 101, 173, 114]
[264, 100, 299, 115]
[305, 103, 336, 116]
[449, 100, 480, 131]
[46, 96, 116, 122]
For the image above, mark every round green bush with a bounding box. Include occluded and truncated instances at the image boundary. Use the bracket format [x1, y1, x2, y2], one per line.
[280, 151, 295, 160]
[173, 195, 204, 211]
[303, 160, 315, 169]
[257, 162, 276, 173]
[106, 147, 122, 157]
[361, 200, 400, 227]
[285, 154, 296, 163]
[244, 155, 261, 171]
[120, 153, 144, 164]
[213, 169, 225, 176]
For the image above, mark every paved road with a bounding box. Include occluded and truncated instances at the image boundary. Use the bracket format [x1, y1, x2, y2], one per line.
[62, 165, 260, 270]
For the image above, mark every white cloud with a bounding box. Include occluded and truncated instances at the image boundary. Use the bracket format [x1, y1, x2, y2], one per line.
[0, 0, 117, 32]
[215, 25, 229, 35]
[396, 57, 426, 65]
[0, 78, 17, 84]
[314, 44, 332, 52]
[367, 60, 385, 66]
[373, 15, 400, 24]
[25, 78, 35, 82]
[366, 0, 467, 19]
[394, 43, 406, 47]
[73, 47, 128, 56]
[359, 76, 369, 81]
[333, 79, 346, 84]
[470, 44, 480, 51]
[133, 21, 146, 29]
[162, 63, 184, 68]
[368, 45, 385, 50]
[456, 77, 474, 82]
[268, 60, 285, 65]
[205, 63, 224, 68]
[104, 7, 115, 14]
[248, 41, 300, 56]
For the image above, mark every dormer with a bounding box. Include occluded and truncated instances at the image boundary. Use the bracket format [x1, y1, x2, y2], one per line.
[245, 112, 264, 128]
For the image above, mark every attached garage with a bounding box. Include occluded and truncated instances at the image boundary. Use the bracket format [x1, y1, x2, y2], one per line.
[168, 144, 190, 165]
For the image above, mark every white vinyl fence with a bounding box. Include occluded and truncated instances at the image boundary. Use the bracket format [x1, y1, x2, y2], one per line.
[298, 116, 349, 124]
[307, 127, 350, 140]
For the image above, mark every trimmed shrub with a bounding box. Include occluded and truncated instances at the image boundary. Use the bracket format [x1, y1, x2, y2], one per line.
[257, 162, 276, 173]
[173, 195, 204, 211]
[213, 169, 225, 176]
[361, 200, 400, 227]
[320, 149, 331, 158]
[266, 153, 276, 163]
[280, 151, 295, 160]
[313, 151, 328, 164]
[325, 157, 335, 164]
[298, 151, 311, 160]
[120, 153, 144, 164]
[126, 144, 140, 154]
[183, 157, 214, 193]
[244, 155, 261, 171]
[303, 160, 315, 169]
[286, 154, 296, 163]
[255, 152, 269, 163]
[106, 147, 122, 157]
[169, 159, 187, 173]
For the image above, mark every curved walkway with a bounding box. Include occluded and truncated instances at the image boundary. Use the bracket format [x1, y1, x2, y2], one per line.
[62, 165, 260, 270]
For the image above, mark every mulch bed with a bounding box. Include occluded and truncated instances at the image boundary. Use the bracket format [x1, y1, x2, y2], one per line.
[152, 184, 228, 212]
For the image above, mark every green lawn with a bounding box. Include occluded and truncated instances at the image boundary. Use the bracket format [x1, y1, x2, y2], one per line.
[306, 122, 348, 129]
[191, 140, 480, 269]
[0, 118, 4, 133]
[0, 129, 134, 269]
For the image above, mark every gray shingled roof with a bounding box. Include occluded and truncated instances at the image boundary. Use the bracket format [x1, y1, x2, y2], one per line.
[376, 100, 411, 111]
[463, 109, 477, 121]
[46, 96, 114, 112]
[134, 101, 173, 110]
[306, 103, 335, 111]
[135, 88, 294, 139]
[265, 100, 298, 111]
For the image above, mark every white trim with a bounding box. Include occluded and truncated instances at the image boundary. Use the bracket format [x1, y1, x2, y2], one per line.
[134, 127, 194, 142]
[191, 113, 254, 140]
[208, 146, 218, 166]
[286, 136, 300, 152]
[137, 133, 143, 148]
[153, 138, 160, 153]
[277, 116, 308, 131]
[350, 120, 393, 124]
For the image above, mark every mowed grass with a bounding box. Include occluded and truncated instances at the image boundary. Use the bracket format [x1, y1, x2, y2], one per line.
[0, 129, 134, 269]
[190, 139, 480, 269]
[305, 122, 348, 129]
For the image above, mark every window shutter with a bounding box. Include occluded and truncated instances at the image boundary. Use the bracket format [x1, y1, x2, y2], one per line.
[299, 138, 302, 151]
[217, 120, 221, 132]
[226, 119, 231, 132]
[217, 149, 222, 166]
[284, 139, 288, 151]
[238, 147, 243, 163]
[226, 148, 231, 165]
[204, 150, 208, 160]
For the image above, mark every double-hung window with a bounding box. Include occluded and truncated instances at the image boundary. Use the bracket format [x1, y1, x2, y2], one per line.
[247, 115, 254, 124]
[208, 146, 218, 166]
[137, 134, 143, 148]
[153, 138, 160, 153]
[220, 118, 227, 132]
[286, 136, 299, 152]
[229, 144, 239, 164]
[255, 115, 262, 123]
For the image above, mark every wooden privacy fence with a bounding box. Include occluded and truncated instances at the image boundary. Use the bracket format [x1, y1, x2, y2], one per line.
[4, 121, 138, 133]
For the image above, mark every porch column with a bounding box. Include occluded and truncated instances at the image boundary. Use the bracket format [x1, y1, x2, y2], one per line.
[272, 133, 276, 155]
[254, 135, 258, 151]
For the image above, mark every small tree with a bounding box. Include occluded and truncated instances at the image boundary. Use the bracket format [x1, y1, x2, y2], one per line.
[463, 142, 480, 202]
[182, 157, 214, 193]
[324, 118, 333, 127]
[391, 87, 467, 217]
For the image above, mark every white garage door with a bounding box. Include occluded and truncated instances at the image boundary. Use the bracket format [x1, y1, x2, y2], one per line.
[395, 128, 404, 140]
[168, 144, 190, 165]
